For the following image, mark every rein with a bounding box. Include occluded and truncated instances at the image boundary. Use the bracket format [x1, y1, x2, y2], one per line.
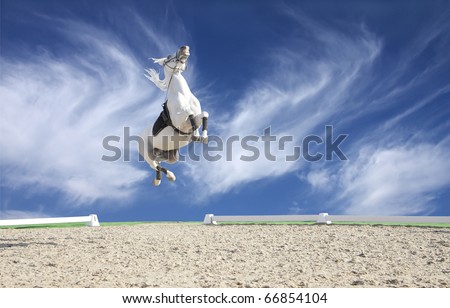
[163, 56, 186, 98]
[161, 56, 192, 136]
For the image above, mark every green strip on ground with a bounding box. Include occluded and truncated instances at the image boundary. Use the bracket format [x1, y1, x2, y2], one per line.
[1, 221, 448, 229]
[0, 221, 202, 229]
[216, 221, 450, 227]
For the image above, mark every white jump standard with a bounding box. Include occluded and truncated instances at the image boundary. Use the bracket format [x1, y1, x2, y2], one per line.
[0, 214, 100, 227]
[203, 213, 450, 225]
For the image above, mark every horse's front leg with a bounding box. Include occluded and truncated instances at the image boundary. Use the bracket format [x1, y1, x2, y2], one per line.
[189, 112, 208, 143]
[200, 111, 209, 144]
[189, 114, 201, 142]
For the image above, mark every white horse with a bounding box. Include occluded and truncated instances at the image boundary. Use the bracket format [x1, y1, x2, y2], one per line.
[139, 46, 209, 186]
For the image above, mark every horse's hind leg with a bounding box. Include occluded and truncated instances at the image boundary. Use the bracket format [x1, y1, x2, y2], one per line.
[153, 169, 162, 186]
[157, 165, 176, 182]
[142, 147, 163, 186]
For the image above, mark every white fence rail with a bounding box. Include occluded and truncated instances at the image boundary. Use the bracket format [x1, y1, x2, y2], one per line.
[203, 213, 450, 225]
[0, 214, 100, 227]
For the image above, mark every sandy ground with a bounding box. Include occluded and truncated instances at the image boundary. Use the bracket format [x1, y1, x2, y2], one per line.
[0, 224, 449, 288]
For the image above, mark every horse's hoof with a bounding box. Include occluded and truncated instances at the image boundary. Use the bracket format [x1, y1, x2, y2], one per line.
[191, 135, 200, 142]
[152, 179, 161, 186]
[201, 130, 208, 144]
[166, 171, 176, 182]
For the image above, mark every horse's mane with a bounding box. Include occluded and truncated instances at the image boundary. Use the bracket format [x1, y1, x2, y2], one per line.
[144, 57, 169, 91]
[144, 54, 188, 91]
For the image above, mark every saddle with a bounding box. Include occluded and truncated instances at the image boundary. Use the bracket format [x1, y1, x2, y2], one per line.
[152, 101, 171, 136]
[152, 101, 193, 136]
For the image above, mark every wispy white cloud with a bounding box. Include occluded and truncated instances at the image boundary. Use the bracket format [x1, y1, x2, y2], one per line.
[0, 210, 50, 220]
[0, 14, 179, 207]
[379, 85, 450, 132]
[178, 7, 450, 219]
[340, 10, 450, 127]
[304, 169, 333, 191]
[180, 10, 381, 200]
[302, 122, 450, 215]
[3, 5, 448, 219]
[335, 142, 450, 215]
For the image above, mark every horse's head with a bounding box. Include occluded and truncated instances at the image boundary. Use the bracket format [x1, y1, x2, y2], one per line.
[146, 46, 191, 87]
[176, 46, 190, 63]
[161, 45, 190, 74]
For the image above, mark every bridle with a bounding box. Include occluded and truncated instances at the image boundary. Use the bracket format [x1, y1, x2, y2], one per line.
[163, 55, 188, 92]
[163, 55, 187, 71]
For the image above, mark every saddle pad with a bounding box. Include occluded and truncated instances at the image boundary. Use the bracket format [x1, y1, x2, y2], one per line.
[152, 111, 168, 136]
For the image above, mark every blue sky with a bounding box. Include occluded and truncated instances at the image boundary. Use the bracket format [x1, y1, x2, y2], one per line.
[1, 0, 450, 222]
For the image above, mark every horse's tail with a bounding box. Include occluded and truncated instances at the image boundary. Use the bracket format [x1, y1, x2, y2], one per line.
[139, 129, 161, 175]
[144, 68, 167, 91]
